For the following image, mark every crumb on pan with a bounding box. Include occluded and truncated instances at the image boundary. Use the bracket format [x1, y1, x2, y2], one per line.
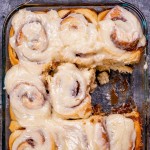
[97, 72, 109, 85]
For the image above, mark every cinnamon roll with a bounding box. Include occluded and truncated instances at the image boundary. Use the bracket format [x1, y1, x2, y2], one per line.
[5, 64, 51, 125]
[98, 6, 146, 66]
[48, 63, 95, 119]
[9, 9, 62, 65]
[58, 9, 99, 66]
[9, 127, 55, 150]
[83, 116, 109, 150]
[105, 111, 141, 150]
[52, 115, 109, 150]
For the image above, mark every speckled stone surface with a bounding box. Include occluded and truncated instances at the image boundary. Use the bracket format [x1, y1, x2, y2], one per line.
[0, 0, 149, 148]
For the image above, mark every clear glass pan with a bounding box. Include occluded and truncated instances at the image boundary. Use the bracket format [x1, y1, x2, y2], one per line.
[2, 0, 149, 149]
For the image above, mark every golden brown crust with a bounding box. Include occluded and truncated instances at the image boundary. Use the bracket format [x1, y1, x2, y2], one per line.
[9, 129, 56, 150]
[8, 11, 47, 66]
[99, 7, 140, 51]
[9, 121, 23, 132]
[10, 105, 17, 121]
[58, 9, 71, 18]
[9, 27, 19, 65]
[98, 8, 143, 66]
[9, 130, 22, 150]
[125, 111, 142, 150]
[110, 65, 133, 73]
[101, 47, 142, 65]
[97, 65, 133, 73]
[124, 50, 142, 65]
[98, 9, 110, 21]
[58, 8, 98, 25]
[52, 98, 92, 119]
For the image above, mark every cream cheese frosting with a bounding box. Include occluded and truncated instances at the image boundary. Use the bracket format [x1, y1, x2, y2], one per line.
[5, 63, 51, 125]
[9, 7, 146, 67]
[98, 6, 146, 54]
[105, 114, 136, 150]
[10, 9, 63, 64]
[7, 6, 143, 150]
[48, 63, 94, 119]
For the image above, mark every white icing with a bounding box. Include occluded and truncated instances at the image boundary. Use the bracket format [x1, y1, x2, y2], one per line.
[5, 64, 51, 125]
[10, 9, 63, 64]
[50, 116, 109, 150]
[84, 117, 109, 150]
[11, 116, 109, 150]
[12, 127, 54, 150]
[49, 63, 93, 119]
[105, 114, 136, 150]
[98, 6, 146, 54]
[60, 13, 98, 54]
[7, 7, 142, 149]
[10, 7, 146, 66]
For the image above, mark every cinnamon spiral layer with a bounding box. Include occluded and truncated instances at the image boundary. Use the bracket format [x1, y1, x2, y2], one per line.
[51, 115, 109, 150]
[98, 6, 146, 53]
[59, 9, 99, 66]
[9, 7, 146, 67]
[48, 63, 95, 119]
[10, 9, 62, 64]
[16, 21, 48, 51]
[5, 64, 50, 125]
[105, 114, 136, 150]
[8, 113, 140, 150]
[52, 123, 89, 150]
[9, 127, 55, 150]
[82, 116, 109, 150]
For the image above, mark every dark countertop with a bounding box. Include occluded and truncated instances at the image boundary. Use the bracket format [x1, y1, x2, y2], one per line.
[0, 0, 149, 149]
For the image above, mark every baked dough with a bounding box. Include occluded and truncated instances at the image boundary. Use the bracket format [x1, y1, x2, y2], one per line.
[6, 6, 144, 150]
[97, 6, 146, 68]
[9, 9, 63, 65]
[58, 9, 100, 67]
[105, 111, 142, 150]
[9, 127, 55, 150]
[5, 63, 51, 126]
[47, 63, 96, 119]
[51, 115, 109, 150]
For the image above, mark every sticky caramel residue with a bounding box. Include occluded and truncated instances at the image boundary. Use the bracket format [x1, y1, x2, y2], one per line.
[111, 103, 134, 114]
[110, 88, 118, 105]
[92, 104, 102, 115]
[102, 133, 109, 143]
[90, 118, 94, 123]
[86, 107, 92, 113]
[109, 74, 129, 105]
[121, 79, 128, 93]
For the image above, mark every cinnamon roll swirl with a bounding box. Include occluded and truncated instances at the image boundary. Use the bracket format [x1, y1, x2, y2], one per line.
[98, 6, 146, 65]
[51, 122, 89, 150]
[58, 9, 99, 66]
[52, 115, 109, 150]
[83, 116, 109, 150]
[48, 63, 95, 119]
[105, 111, 141, 150]
[9, 127, 55, 150]
[5, 64, 51, 125]
[9, 9, 62, 65]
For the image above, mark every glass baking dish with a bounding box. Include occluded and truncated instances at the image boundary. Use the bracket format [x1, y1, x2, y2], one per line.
[2, 0, 149, 149]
